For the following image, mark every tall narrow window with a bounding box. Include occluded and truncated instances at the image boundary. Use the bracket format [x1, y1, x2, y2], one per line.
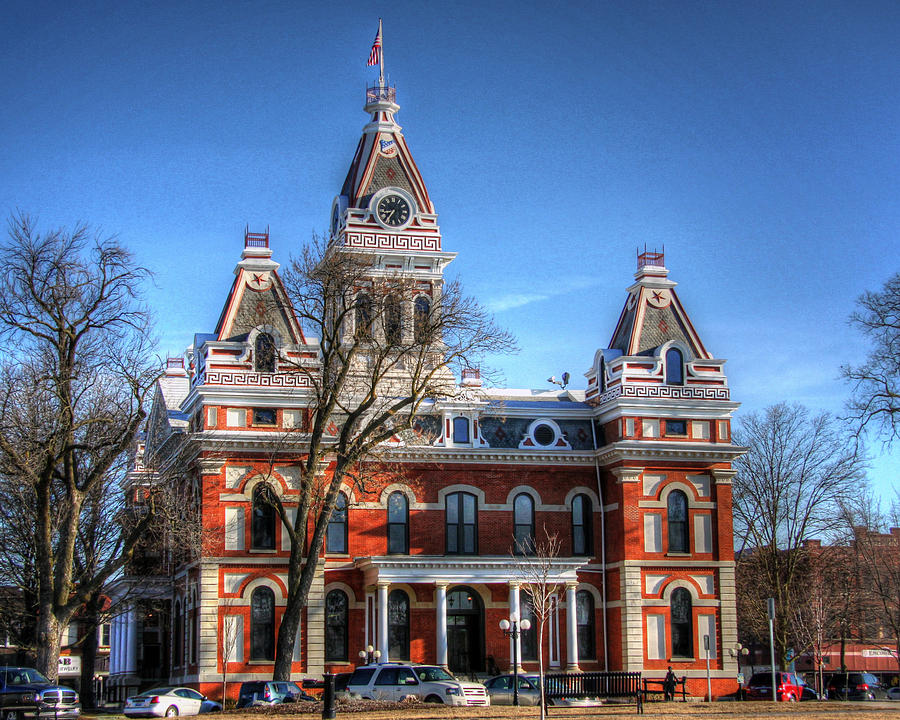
[519, 597, 537, 661]
[384, 295, 402, 345]
[387, 491, 409, 554]
[576, 590, 596, 659]
[251, 484, 277, 550]
[513, 493, 535, 555]
[355, 294, 372, 339]
[388, 589, 410, 660]
[414, 296, 431, 343]
[255, 333, 276, 373]
[671, 587, 693, 658]
[452, 417, 470, 444]
[572, 494, 593, 556]
[250, 587, 275, 661]
[327, 493, 348, 554]
[665, 348, 684, 385]
[667, 490, 689, 553]
[325, 590, 348, 662]
[173, 600, 183, 668]
[446, 492, 477, 554]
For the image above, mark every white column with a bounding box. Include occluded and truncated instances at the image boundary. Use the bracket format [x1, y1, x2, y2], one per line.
[508, 582, 522, 672]
[565, 583, 580, 671]
[377, 583, 389, 663]
[126, 607, 138, 675]
[436, 583, 448, 668]
[110, 617, 119, 675]
[115, 615, 124, 675]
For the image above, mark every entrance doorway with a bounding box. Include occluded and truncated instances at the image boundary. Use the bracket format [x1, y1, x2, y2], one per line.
[446, 586, 484, 675]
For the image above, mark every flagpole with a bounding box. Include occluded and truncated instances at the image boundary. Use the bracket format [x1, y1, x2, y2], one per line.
[378, 18, 385, 89]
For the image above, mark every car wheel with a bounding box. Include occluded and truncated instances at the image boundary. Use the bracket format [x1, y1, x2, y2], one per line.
[165, 706, 179, 717]
[424, 695, 444, 704]
[787, 695, 797, 703]
[7, 711, 21, 720]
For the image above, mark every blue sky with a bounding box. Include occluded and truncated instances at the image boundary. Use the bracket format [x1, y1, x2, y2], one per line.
[2, 0, 898, 498]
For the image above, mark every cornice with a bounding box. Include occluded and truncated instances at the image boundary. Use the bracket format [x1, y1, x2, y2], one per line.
[381, 447, 596, 465]
[595, 440, 747, 465]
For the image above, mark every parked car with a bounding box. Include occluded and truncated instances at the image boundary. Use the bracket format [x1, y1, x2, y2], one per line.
[483, 675, 541, 706]
[826, 672, 887, 700]
[346, 663, 489, 706]
[124, 687, 220, 717]
[0, 666, 80, 720]
[745, 672, 812, 702]
[235, 681, 315, 708]
[887, 686, 900, 700]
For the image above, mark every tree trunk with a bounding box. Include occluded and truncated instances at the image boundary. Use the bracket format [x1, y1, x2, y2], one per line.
[35, 606, 62, 682]
[80, 595, 102, 708]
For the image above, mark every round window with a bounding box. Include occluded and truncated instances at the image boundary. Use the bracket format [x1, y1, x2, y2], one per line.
[533, 423, 555, 446]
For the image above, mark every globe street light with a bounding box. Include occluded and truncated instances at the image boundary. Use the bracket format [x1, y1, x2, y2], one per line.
[499, 612, 532, 706]
[358, 644, 381, 665]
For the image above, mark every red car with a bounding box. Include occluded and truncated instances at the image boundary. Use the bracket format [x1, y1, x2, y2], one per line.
[745, 672, 813, 702]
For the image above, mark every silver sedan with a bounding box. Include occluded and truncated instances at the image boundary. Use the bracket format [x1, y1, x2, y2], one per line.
[124, 687, 221, 717]
[483, 675, 542, 706]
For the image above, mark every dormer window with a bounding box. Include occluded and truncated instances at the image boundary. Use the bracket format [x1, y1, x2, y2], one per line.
[255, 333, 276, 373]
[665, 348, 684, 385]
[452, 417, 470, 444]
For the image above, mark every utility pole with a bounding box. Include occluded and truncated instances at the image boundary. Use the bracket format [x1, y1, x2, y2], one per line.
[767, 598, 777, 702]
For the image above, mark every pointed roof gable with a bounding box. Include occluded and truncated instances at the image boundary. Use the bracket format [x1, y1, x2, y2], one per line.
[214, 231, 306, 345]
[340, 86, 434, 214]
[608, 251, 711, 359]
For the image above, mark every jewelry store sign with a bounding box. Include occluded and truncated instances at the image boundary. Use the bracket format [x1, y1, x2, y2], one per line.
[58, 656, 81, 674]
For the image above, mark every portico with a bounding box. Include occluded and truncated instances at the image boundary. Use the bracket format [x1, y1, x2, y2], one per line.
[354, 555, 587, 673]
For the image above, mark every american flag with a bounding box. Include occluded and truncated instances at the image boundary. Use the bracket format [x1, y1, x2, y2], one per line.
[367, 25, 382, 66]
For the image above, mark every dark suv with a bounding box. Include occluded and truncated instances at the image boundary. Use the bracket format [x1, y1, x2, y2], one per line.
[826, 672, 887, 700]
[235, 681, 314, 708]
[0, 667, 80, 720]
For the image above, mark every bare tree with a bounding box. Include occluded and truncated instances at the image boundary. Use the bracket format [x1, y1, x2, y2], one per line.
[265, 236, 516, 679]
[732, 403, 865, 668]
[843, 273, 900, 441]
[219, 596, 241, 707]
[513, 528, 563, 720]
[0, 214, 160, 680]
[844, 492, 900, 676]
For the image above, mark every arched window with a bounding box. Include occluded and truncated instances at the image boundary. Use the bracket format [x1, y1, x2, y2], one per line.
[667, 490, 689, 553]
[250, 586, 275, 661]
[384, 295, 402, 345]
[414, 296, 431, 343]
[173, 599, 183, 668]
[327, 493, 348, 554]
[387, 492, 409, 554]
[520, 597, 537, 661]
[251, 484, 277, 550]
[355, 294, 372, 339]
[513, 493, 535, 555]
[388, 589, 410, 660]
[576, 590, 595, 659]
[452, 417, 470, 444]
[446, 491, 477, 554]
[671, 587, 693, 658]
[572, 494, 593, 556]
[665, 348, 684, 385]
[255, 332, 276, 373]
[325, 589, 348, 662]
[599, 357, 606, 392]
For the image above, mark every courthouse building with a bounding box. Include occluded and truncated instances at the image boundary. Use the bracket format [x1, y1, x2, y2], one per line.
[108, 76, 743, 701]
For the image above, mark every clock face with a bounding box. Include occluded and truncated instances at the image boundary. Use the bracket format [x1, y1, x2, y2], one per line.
[376, 194, 411, 227]
[331, 203, 340, 234]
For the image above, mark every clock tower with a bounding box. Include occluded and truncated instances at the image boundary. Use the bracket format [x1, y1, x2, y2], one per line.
[331, 83, 456, 317]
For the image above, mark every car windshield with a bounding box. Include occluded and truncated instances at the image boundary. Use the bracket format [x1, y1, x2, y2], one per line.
[416, 666, 454, 682]
[4, 669, 51, 685]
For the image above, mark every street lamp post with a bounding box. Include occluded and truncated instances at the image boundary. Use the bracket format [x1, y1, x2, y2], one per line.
[499, 613, 532, 706]
[358, 645, 382, 665]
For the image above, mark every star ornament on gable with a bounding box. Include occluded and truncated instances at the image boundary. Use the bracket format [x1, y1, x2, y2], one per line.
[647, 288, 670, 308]
[248, 271, 270, 290]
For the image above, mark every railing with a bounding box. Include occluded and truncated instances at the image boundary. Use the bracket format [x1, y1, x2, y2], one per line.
[166, 357, 184, 369]
[637, 248, 665, 269]
[366, 84, 396, 104]
[544, 671, 643, 714]
[245, 225, 270, 248]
